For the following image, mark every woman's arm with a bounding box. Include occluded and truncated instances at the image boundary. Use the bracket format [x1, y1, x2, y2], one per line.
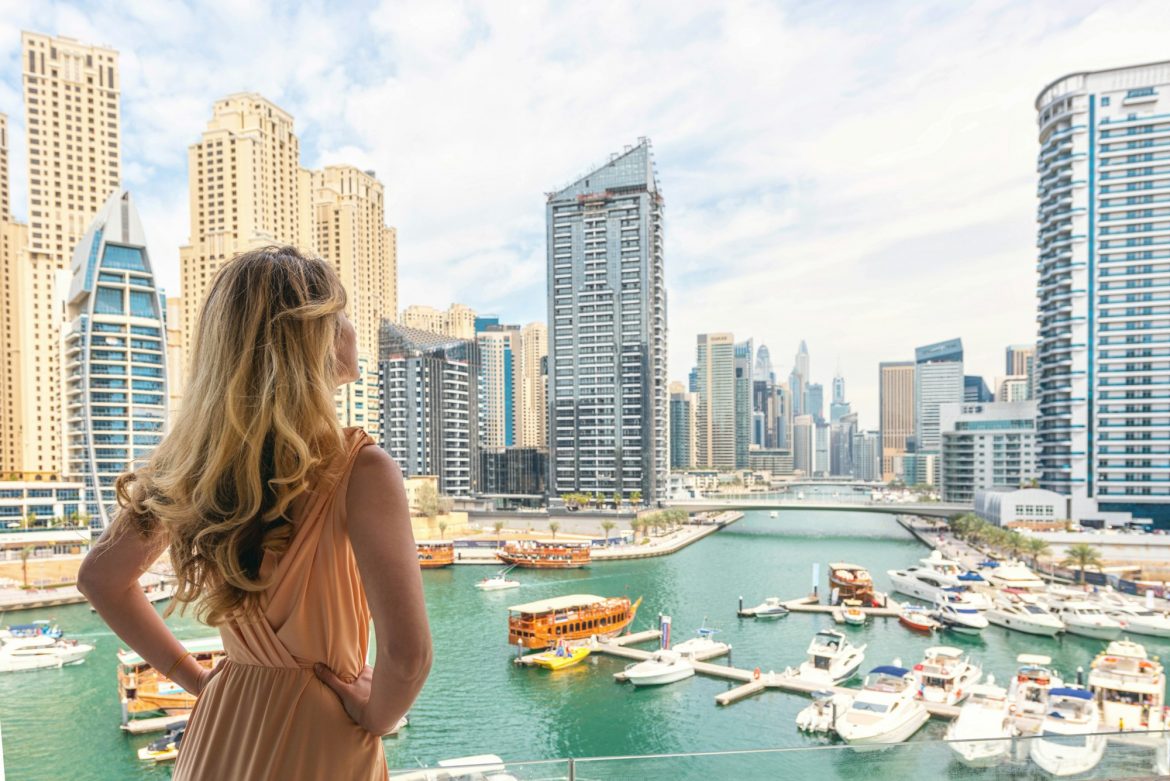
[77, 523, 217, 695]
[315, 446, 432, 734]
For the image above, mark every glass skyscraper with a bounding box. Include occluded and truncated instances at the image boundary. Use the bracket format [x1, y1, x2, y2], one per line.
[546, 140, 667, 500]
[1036, 61, 1170, 526]
[63, 191, 167, 527]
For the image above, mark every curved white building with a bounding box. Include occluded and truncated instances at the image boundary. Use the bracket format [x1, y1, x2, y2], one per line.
[1035, 62, 1170, 528]
[63, 191, 167, 527]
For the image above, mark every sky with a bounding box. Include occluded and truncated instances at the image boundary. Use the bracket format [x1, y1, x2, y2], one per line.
[1, 0, 1168, 425]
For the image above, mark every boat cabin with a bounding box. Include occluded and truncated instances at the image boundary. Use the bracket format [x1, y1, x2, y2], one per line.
[507, 593, 641, 649]
[498, 541, 590, 569]
[828, 562, 876, 605]
[118, 636, 226, 717]
[416, 541, 455, 569]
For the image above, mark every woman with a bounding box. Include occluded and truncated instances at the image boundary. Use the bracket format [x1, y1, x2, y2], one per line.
[79, 246, 432, 780]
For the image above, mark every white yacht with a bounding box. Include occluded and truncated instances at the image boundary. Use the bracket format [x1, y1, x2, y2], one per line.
[932, 595, 988, 635]
[795, 689, 853, 733]
[621, 650, 695, 687]
[474, 565, 520, 591]
[945, 681, 1012, 767]
[747, 597, 789, 619]
[918, 550, 987, 588]
[886, 567, 990, 610]
[1046, 600, 1122, 640]
[394, 754, 519, 781]
[671, 627, 731, 659]
[911, 646, 982, 706]
[1029, 687, 1107, 777]
[0, 635, 95, 672]
[1007, 653, 1063, 721]
[795, 629, 866, 685]
[1088, 639, 1168, 737]
[981, 561, 1046, 592]
[834, 665, 930, 749]
[1099, 599, 1170, 639]
[984, 593, 1064, 637]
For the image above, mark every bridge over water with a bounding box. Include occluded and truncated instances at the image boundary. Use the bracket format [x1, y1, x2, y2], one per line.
[664, 485, 969, 520]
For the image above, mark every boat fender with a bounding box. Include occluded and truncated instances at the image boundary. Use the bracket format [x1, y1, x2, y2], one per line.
[753, 667, 761, 680]
[955, 688, 962, 701]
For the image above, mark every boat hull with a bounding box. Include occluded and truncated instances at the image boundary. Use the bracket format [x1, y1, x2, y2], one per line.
[985, 612, 1062, 637]
[496, 554, 587, 569]
[626, 666, 695, 687]
[1062, 622, 1121, 640]
[839, 706, 929, 750]
[475, 580, 520, 591]
[1030, 734, 1107, 777]
[1115, 619, 1170, 639]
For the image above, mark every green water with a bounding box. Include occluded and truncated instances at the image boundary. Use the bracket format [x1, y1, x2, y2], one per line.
[2, 511, 1166, 779]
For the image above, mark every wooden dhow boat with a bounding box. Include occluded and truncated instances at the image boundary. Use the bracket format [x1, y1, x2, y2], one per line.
[508, 593, 641, 649]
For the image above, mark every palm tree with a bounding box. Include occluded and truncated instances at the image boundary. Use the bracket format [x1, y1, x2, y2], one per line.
[601, 520, 616, 547]
[1062, 543, 1104, 585]
[492, 520, 505, 548]
[19, 545, 34, 588]
[1024, 537, 1050, 570]
[611, 491, 622, 510]
[548, 520, 560, 540]
[1004, 531, 1028, 562]
[437, 518, 449, 540]
[630, 490, 642, 508]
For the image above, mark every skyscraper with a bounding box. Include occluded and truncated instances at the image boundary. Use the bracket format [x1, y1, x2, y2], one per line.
[755, 344, 775, 384]
[915, 339, 965, 482]
[1005, 344, 1035, 377]
[63, 191, 167, 526]
[879, 361, 915, 482]
[792, 414, 814, 476]
[806, 383, 825, 424]
[852, 430, 882, 482]
[830, 370, 850, 423]
[546, 140, 667, 500]
[1036, 61, 1170, 526]
[519, 322, 548, 449]
[830, 411, 858, 476]
[964, 375, 993, 403]
[695, 333, 736, 470]
[734, 339, 753, 469]
[477, 324, 521, 449]
[668, 381, 696, 470]
[0, 113, 8, 220]
[790, 340, 810, 416]
[401, 303, 477, 339]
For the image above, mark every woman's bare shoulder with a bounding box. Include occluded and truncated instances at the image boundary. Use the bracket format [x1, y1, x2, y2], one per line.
[348, 446, 404, 502]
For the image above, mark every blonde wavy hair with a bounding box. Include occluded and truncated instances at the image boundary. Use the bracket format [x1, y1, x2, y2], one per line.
[113, 246, 348, 625]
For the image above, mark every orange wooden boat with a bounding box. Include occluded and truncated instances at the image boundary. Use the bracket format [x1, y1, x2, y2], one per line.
[508, 594, 642, 649]
[829, 562, 876, 606]
[417, 541, 455, 569]
[497, 542, 590, 569]
[118, 636, 226, 716]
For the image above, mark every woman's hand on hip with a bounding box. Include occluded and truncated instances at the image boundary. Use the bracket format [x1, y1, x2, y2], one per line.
[314, 662, 390, 734]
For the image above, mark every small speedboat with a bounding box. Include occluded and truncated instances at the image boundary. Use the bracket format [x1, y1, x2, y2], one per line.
[672, 627, 731, 659]
[1029, 686, 1107, 777]
[769, 511, 779, 518]
[748, 597, 789, 619]
[911, 646, 982, 705]
[0, 635, 95, 672]
[945, 681, 1011, 767]
[842, 606, 867, 626]
[898, 604, 940, 633]
[834, 665, 930, 749]
[796, 689, 853, 733]
[1046, 600, 1121, 640]
[933, 596, 988, 635]
[475, 565, 520, 591]
[985, 593, 1063, 637]
[796, 629, 866, 686]
[531, 642, 590, 671]
[621, 650, 695, 687]
[138, 723, 185, 763]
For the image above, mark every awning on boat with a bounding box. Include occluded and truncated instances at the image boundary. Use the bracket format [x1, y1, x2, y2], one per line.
[1049, 687, 1093, 700]
[507, 594, 609, 614]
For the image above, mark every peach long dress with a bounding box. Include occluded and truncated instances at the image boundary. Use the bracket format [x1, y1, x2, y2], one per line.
[173, 427, 388, 781]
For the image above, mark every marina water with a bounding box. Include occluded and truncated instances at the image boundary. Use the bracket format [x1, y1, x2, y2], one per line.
[2, 510, 1166, 779]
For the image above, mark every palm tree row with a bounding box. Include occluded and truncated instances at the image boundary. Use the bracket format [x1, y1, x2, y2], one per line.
[947, 512, 1051, 567]
[629, 510, 689, 541]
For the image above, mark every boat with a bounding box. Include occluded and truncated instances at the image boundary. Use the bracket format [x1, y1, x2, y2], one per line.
[795, 689, 853, 733]
[1007, 653, 1063, 721]
[833, 665, 930, 749]
[118, 636, 226, 717]
[932, 594, 988, 635]
[1099, 600, 1170, 639]
[394, 754, 520, 781]
[137, 722, 184, 763]
[842, 606, 867, 626]
[898, 604, 940, 633]
[911, 646, 982, 705]
[944, 681, 1012, 767]
[1029, 686, 1107, 777]
[918, 550, 986, 587]
[796, 629, 866, 685]
[984, 592, 1064, 637]
[1088, 639, 1169, 736]
[828, 562, 876, 606]
[474, 565, 520, 591]
[0, 634, 94, 672]
[507, 594, 641, 649]
[671, 626, 731, 659]
[769, 511, 779, 518]
[981, 561, 1046, 592]
[530, 642, 590, 671]
[416, 541, 455, 569]
[2, 620, 63, 639]
[886, 567, 990, 610]
[497, 541, 590, 569]
[1045, 600, 1121, 640]
[620, 649, 695, 687]
[745, 597, 789, 619]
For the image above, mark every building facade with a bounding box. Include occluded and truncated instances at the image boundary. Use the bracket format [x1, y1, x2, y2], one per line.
[852, 430, 882, 482]
[940, 401, 1038, 504]
[401, 303, 477, 339]
[479, 447, 547, 497]
[477, 324, 521, 449]
[879, 361, 915, 482]
[915, 338, 965, 484]
[546, 140, 668, 500]
[62, 191, 167, 526]
[519, 322, 548, 449]
[668, 382, 696, 470]
[695, 333, 736, 470]
[379, 323, 478, 496]
[734, 339, 753, 469]
[793, 414, 814, 475]
[1035, 61, 1170, 527]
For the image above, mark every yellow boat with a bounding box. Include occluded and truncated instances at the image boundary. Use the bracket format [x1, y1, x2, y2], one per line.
[531, 644, 590, 671]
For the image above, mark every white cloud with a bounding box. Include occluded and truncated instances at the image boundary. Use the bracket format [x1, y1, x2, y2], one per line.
[0, 0, 1167, 425]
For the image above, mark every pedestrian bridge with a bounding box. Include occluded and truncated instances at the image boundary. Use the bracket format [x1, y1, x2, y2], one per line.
[664, 496, 968, 520]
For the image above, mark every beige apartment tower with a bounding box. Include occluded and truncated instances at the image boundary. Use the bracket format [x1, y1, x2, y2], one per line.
[401, 303, 477, 339]
[519, 322, 548, 448]
[879, 361, 916, 482]
[695, 333, 736, 470]
[312, 165, 398, 439]
[0, 113, 8, 220]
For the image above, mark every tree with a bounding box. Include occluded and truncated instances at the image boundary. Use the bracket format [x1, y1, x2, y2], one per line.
[416, 482, 440, 520]
[22, 512, 36, 530]
[19, 545, 34, 588]
[1062, 543, 1104, 586]
[612, 491, 622, 510]
[630, 518, 642, 541]
[437, 518, 449, 540]
[630, 490, 642, 508]
[548, 520, 560, 540]
[1024, 536, 1050, 570]
[492, 520, 505, 547]
[601, 520, 616, 547]
[1004, 531, 1028, 561]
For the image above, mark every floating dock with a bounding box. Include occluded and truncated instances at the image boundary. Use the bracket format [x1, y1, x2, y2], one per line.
[737, 595, 901, 619]
[121, 713, 189, 735]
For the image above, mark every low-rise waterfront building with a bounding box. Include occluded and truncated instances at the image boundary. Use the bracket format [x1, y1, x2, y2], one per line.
[0, 480, 85, 529]
[940, 401, 1037, 503]
[974, 487, 1068, 526]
